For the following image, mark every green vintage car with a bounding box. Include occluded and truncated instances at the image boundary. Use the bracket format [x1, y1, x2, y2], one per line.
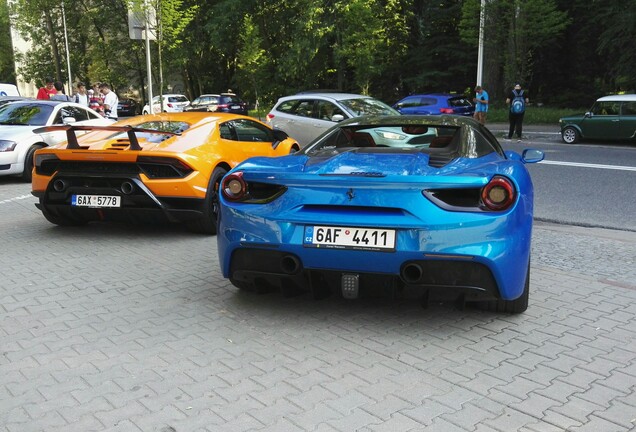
[559, 94, 636, 144]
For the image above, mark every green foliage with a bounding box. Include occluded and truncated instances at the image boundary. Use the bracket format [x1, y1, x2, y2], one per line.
[6, 0, 635, 108]
[0, 0, 16, 83]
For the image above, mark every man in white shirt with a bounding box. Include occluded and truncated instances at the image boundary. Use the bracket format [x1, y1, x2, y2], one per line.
[99, 83, 119, 120]
[74, 82, 89, 107]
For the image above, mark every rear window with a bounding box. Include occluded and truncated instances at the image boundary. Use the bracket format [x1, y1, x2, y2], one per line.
[168, 96, 189, 103]
[339, 98, 398, 116]
[220, 95, 242, 104]
[276, 99, 314, 117]
[449, 97, 473, 108]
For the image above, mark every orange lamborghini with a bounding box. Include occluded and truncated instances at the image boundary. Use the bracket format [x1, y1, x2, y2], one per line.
[31, 112, 300, 234]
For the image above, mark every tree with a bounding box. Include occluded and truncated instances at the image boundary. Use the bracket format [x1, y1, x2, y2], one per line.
[460, 0, 569, 102]
[0, 0, 16, 83]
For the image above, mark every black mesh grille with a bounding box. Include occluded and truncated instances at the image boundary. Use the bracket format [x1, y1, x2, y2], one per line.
[37, 160, 191, 178]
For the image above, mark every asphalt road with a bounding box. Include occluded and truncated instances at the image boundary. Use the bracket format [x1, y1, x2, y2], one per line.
[489, 123, 636, 232]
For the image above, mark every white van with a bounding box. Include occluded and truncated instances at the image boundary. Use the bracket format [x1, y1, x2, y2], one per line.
[0, 83, 20, 96]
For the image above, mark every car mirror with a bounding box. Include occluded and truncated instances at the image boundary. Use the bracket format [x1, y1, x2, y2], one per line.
[584, 111, 592, 118]
[331, 114, 345, 122]
[521, 149, 544, 164]
[62, 117, 76, 124]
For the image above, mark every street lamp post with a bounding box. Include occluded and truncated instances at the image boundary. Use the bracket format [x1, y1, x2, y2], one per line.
[476, 0, 486, 86]
[61, 1, 72, 94]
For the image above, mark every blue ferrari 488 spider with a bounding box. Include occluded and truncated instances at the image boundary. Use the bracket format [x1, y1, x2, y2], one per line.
[217, 115, 544, 313]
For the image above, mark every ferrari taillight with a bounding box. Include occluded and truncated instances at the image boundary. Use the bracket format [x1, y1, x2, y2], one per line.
[222, 172, 248, 201]
[481, 176, 516, 211]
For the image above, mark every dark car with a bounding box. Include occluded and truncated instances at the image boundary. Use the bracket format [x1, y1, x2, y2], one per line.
[117, 98, 140, 117]
[185, 93, 248, 115]
[559, 94, 636, 143]
[393, 93, 475, 117]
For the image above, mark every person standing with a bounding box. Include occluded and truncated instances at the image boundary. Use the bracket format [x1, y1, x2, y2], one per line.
[36, 78, 57, 100]
[73, 82, 89, 106]
[506, 83, 529, 141]
[99, 83, 119, 120]
[49, 81, 72, 101]
[472, 85, 489, 125]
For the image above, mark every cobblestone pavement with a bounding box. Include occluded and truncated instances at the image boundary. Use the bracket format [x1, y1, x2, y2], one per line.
[1, 179, 635, 432]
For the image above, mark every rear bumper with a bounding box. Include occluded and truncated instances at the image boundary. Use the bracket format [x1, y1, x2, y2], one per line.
[33, 174, 206, 224]
[229, 247, 503, 301]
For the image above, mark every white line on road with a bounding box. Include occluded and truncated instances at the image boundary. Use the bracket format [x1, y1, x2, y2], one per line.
[0, 194, 33, 205]
[540, 160, 636, 172]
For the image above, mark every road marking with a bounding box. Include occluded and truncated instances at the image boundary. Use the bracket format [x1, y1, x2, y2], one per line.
[540, 160, 636, 172]
[0, 194, 33, 205]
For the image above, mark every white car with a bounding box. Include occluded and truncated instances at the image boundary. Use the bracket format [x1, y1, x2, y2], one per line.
[141, 94, 190, 114]
[266, 92, 399, 147]
[0, 100, 113, 181]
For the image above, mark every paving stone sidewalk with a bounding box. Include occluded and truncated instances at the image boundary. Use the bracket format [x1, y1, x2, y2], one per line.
[1, 183, 635, 432]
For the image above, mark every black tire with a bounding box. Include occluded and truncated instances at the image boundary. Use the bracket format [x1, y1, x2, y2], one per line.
[476, 266, 529, 314]
[562, 126, 580, 144]
[21, 145, 41, 182]
[186, 166, 228, 234]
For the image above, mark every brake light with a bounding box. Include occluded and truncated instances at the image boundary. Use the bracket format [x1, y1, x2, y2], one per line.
[440, 108, 454, 114]
[222, 172, 248, 201]
[481, 176, 516, 211]
[167, 103, 173, 108]
[217, 104, 229, 109]
[267, 114, 274, 120]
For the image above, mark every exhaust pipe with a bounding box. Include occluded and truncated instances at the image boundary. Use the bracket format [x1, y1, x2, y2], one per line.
[53, 179, 67, 192]
[120, 181, 135, 195]
[280, 255, 301, 275]
[402, 263, 423, 284]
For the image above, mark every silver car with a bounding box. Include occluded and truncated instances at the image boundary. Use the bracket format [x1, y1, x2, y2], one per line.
[266, 92, 399, 146]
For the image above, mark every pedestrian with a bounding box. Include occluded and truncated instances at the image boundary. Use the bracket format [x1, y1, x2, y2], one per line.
[472, 85, 489, 125]
[506, 83, 529, 141]
[99, 83, 119, 120]
[36, 78, 57, 100]
[87, 89, 104, 116]
[49, 81, 72, 101]
[73, 82, 89, 106]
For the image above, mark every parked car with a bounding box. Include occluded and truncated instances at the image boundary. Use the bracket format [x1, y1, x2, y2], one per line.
[31, 112, 300, 234]
[392, 93, 475, 116]
[0, 100, 113, 181]
[117, 98, 140, 117]
[0, 83, 20, 96]
[141, 94, 190, 114]
[185, 93, 248, 115]
[217, 115, 544, 313]
[559, 94, 636, 143]
[266, 92, 398, 146]
[0, 95, 31, 108]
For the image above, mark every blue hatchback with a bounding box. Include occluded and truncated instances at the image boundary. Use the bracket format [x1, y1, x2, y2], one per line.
[393, 93, 475, 116]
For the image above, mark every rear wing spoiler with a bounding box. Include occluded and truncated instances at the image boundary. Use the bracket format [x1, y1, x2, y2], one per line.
[32, 125, 181, 151]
